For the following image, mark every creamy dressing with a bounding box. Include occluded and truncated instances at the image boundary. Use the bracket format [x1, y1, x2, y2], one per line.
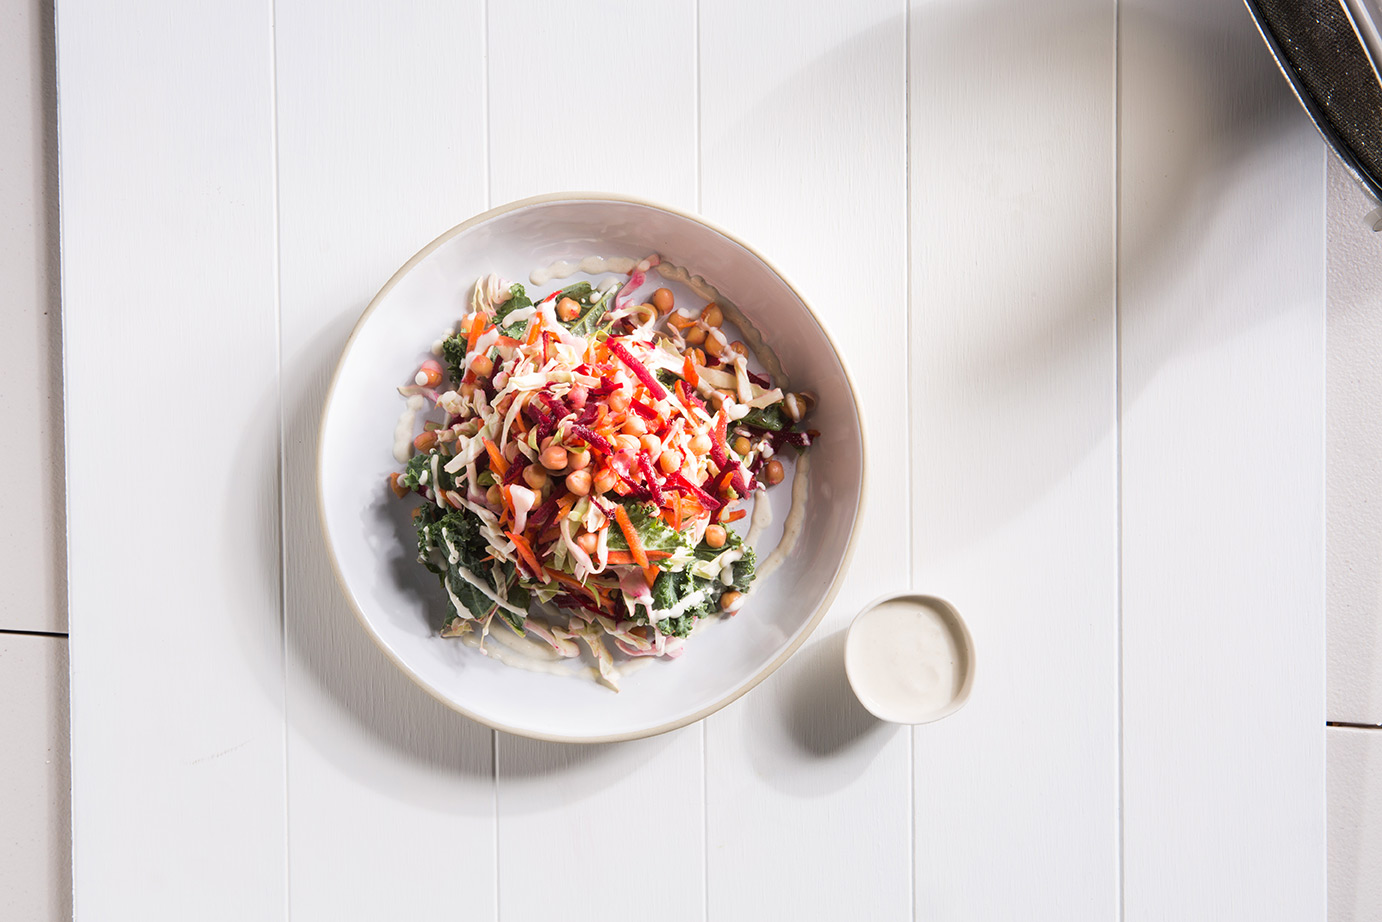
[458, 628, 601, 681]
[845, 598, 970, 723]
[392, 394, 426, 463]
[530, 255, 639, 286]
[756, 452, 810, 582]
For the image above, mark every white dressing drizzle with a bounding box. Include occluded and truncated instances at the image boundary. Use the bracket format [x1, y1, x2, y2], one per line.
[393, 393, 426, 463]
[530, 255, 639, 286]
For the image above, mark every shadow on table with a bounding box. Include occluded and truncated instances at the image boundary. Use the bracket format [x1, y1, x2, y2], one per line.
[739, 629, 900, 796]
[722, 2, 1312, 552]
[255, 308, 647, 811]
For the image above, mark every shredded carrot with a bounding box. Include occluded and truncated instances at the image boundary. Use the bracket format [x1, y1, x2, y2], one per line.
[721, 508, 748, 523]
[642, 565, 661, 587]
[556, 494, 575, 523]
[668, 498, 682, 532]
[613, 505, 648, 569]
[483, 437, 508, 476]
[466, 312, 485, 354]
[525, 315, 543, 346]
[506, 530, 544, 578]
[544, 566, 600, 602]
[683, 355, 699, 388]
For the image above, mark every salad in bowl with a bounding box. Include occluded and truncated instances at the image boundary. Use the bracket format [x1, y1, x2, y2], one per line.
[390, 255, 816, 690]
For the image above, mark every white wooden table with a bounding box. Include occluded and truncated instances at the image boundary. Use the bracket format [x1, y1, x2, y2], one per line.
[57, 1, 1331, 919]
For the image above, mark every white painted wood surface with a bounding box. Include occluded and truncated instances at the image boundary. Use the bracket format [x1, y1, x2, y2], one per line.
[1329, 727, 1382, 920]
[272, 4, 496, 920]
[1327, 156, 1382, 726]
[0, 634, 70, 921]
[1119, 1, 1326, 919]
[699, 3, 912, 919]
[908, 1, 1120, 917]
[56, 1, 288, 918]
[56, 1, 1331, 919]
[0, 0, 63, 634]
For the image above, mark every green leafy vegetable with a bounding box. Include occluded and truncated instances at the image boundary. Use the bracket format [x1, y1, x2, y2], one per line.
[567, 284, 616, 339]
[606, 501, 687, 554]
[400, 453, 431, 494]
[414, 504, 530, 624]
[440, 335, 469, 385]
[496, 283, 534, 338]
[739, 404, 788, 431]
[648, 568, 719, 638]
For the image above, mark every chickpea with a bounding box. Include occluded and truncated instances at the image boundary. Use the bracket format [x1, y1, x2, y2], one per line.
[568, 384, 588, 408]
[667, 311, 694, 331]
[652, 287, 675, 314]
[472, 354, 494, 378]
[608, 387, 631, 412]
[413, 430, 438, 452]
[763, 459, 785, 486]
[567, 448, 591, 471]
[641, 434, 663, 459]
[684, 325, 707, 346]
[556, 297, 581, 322]
[689, 433, 712, 456]
[594, 467, 618, 493]
[615, 434, 642, 453]
[704, 524, 727, 549]
[522, 465, 549, 490]
[704, 332, 727, 358]
[783, 393, 805, 423]
[622, 414, 648, 436]
[459, 382, 477, 398]
[658, 449, 682, 473]
[700, 303, 724, 327]
[732, 435, 752, 455]
[576, 531, 599, 555]
[540, 444, 569, 471]
[484, 484, 502, 505]
[730, 341, 747, 357]
[720, 590, 742, 612]
[565, 468, 592, 496]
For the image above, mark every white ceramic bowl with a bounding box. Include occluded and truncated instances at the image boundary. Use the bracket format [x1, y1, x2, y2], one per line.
[318, 193, 864, 742]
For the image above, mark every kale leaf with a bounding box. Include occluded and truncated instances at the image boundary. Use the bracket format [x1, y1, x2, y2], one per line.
[606, 501, 687, 553]
[415, 505, 529, 624]
[400, 451, 434, 490]
[567, 284, 615, 339]
[739, 403, 788, 431]
[496, 283, 534, 338]
[649, 567, 720, 638]
[440, 335, 469, 383]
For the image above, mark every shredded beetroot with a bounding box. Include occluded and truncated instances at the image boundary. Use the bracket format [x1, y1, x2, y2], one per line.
[676, 380, 706, 412]
[668, 470, 722, 510]
[637, 453, 664, 505]
[538, 391, 568, 418]
[588, 379, 618, 398]
[569, 424, 613, 456]
[747, 370, 772, 389]
[533, 409, 556, 442]
[527, 492, 560, 532]
[709, 413, 729, 469]
[503, 458, 528, 486]
[729, 464, 751, 497]
[608, 341, 668, 400]
[630, 400, 659, 421]
[574, 403, 600, 426]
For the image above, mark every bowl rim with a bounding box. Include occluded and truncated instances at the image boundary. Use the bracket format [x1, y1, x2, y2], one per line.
[315, 190, 869, 743]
